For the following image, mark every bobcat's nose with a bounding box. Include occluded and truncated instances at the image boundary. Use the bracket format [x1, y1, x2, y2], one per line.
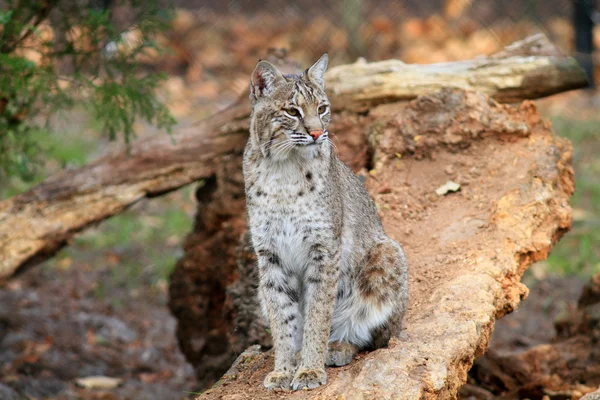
[309, 130, 324, 141]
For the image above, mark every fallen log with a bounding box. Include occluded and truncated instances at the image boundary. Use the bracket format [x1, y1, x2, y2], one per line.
[170, 86, 575, 398]
[0, 34, 587, 281]
[216, 90, 575, 399]
[327, 33, 588, 110]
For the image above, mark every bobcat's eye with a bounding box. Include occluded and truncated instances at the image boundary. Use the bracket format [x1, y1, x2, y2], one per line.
[318, 105, 328, 114]
[284, 108, 300, 117]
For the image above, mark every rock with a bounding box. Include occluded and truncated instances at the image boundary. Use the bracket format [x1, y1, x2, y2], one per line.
[75, 376, 123, 390]
[435, 180, 461, 196]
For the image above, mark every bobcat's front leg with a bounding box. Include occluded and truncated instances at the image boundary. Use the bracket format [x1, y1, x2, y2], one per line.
[258, 248, 302, 390]
[292, 243, 341, 390]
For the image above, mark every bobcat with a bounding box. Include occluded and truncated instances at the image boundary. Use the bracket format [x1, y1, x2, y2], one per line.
[243, 54, 408, 391]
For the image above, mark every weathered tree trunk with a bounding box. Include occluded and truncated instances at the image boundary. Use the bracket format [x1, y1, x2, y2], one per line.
[188, 87, 575, 399]
[0, 34, 587, 282]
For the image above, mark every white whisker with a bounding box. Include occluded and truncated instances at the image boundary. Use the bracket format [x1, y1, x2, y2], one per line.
[332, 133, 341, 147]
[272, 140, 295, 159]
[268, 138, 293, 155]
[282, 141, 297, 158]
[260, 131, 286, 154]
[327, 138, 339, 156]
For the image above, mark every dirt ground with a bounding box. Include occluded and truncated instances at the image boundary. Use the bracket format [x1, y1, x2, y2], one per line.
[0, 248, 197, 400]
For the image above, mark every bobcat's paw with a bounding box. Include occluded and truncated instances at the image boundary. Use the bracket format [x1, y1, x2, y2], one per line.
[264, 370, 293, 390]
[325, 341, 358, 367]
[291, 367, 327, 390]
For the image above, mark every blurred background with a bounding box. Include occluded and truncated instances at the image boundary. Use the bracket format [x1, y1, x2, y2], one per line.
[0, 0, 598, 399]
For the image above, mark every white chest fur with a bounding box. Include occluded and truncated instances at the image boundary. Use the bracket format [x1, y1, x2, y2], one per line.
[246, 154, 330, 274]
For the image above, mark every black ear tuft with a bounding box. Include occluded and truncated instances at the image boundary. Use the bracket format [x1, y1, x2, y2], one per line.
[250, 60, 284, 103]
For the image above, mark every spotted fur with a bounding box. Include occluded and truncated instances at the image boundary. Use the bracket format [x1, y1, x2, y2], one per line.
[243, 54, 408, 391]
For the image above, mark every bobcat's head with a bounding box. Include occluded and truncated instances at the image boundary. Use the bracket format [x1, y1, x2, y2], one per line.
[249, 54, 331, 160]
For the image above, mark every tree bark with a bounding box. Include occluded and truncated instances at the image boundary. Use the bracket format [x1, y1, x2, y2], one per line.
[0, 34, 587, 282]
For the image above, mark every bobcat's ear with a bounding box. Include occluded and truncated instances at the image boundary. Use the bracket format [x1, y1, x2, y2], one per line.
[306, 53, 328, 89]
[250, 60, 285, 103]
